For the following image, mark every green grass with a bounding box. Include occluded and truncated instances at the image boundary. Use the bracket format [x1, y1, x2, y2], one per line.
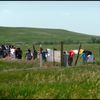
[0, 61, 100, 99]
[0, 26, 100, 44]
[0, 43, 100, 99]
[0, 26, 100, 99]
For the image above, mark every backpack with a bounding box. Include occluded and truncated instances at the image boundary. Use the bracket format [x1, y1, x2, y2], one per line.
[26, 52, 32, 60]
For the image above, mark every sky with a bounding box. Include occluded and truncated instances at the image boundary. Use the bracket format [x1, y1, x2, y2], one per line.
[0, 1, 100, 36]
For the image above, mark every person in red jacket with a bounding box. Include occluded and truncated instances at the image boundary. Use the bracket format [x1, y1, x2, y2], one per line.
[68, 50, 75, 66]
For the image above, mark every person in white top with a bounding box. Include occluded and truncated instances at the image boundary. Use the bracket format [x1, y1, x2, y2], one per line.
[10, 46, 16, 59]
[87, 54, 95, 63]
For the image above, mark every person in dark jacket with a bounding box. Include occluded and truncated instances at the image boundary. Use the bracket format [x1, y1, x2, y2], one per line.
[63, 51, 67, 67]
[0, 47, 3, 58]
[15, 48, 22, 59]
[25, 49, 33, 60]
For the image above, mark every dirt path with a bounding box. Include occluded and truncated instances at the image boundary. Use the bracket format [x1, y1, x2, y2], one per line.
[0, 66, 61, 73]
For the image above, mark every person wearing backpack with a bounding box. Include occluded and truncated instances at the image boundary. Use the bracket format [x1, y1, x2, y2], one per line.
[15, 48, 22, 59]
[25, 49, 33, 60]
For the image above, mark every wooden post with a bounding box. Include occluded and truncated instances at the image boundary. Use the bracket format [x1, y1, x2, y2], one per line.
[40, 53, 42, 67]
[53, 48, 55, 66]
[39, 44, 42, 67]
[32, 44, 35, 59]
[99, 47, 100, 58]
[61, 41, 64, 66]
[74, 44, 82, 66]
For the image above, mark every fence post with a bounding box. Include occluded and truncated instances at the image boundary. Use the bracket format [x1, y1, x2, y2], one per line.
[99, 47, 100, 59]
[74, 44, 82, 66]
[53, 48, 55, 66]
[39, 44, 42, 67]
[32, 44, 35, 59]
[61, 41, 64, 66]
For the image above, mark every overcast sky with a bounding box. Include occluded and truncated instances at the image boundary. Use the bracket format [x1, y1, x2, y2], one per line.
[0, 1, 100, 36]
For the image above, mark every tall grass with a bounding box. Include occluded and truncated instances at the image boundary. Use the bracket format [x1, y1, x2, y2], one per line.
[0, 26, 100, 99]
[0, 61, 100, 99]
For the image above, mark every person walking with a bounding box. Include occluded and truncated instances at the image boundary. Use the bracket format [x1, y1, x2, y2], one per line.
[25, 49, 33, 61]
[63, 51, 67, 67]
[68, 50, 74, 66]
[15, 48, 22, 59]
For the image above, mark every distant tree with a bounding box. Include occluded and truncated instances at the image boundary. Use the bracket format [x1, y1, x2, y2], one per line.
[91, 37, 96, 43]
[96, 39, 100, 43]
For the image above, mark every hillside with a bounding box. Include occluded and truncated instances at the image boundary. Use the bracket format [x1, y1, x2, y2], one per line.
[0, 26, 100, 99]
[0, 26, 100, 44]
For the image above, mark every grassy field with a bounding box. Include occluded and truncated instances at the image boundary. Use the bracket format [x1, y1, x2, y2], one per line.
[0, 43, 100, 99]
[0, 26, 100, 44]
[0, 26, 100, 99]
[0, 59, 100, 99]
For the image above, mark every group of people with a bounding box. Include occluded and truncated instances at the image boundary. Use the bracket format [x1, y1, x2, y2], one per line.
[63, 50, 75, 67]
[25, 48, 37, 61]
[63, 49, 95, 67]
[20, 47, 48, 62]
[81, 50, 95, 63]
[0, 44, 22, 59]
[24, 48, 95, 66]
[0, 44, 95, 66]
[0, 44, 48, 62]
